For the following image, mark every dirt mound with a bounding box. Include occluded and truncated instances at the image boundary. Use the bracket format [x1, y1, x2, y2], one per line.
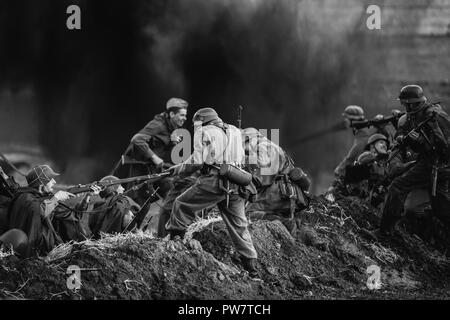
[1, 195, 450, 299]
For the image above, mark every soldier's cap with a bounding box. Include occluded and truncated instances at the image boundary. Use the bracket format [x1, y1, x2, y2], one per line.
[192, 107, 219, 125]
[166, 98, 188, 110]
[26, 164, 59, 187]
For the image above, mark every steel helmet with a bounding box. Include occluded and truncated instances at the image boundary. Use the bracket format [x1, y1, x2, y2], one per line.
[367, 133, 388, 146]
[398, 85, 427, 104]
[242, 127, 262, 139]
[342, 105, 365, 121]
[192, 107, 219, 125]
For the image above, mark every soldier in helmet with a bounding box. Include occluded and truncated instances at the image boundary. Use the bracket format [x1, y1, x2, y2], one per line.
[354, 134, 390, 208]
[166, 108, 259, 278]
[330, 105, 378, 195]
[379, 85, 450, 236]
[242, 127, 310, 234]
[88, 175, 141, 239]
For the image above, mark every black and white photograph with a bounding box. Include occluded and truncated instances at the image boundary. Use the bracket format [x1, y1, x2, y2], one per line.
[0, 0, 450, 306]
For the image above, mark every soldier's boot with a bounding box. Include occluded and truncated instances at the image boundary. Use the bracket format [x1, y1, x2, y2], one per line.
[0, 229, 29, 258]
[240, 256, 259, 279]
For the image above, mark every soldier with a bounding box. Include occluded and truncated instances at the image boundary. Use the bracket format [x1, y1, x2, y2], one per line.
[242, 127, 310, 233]
[88, 176, 141, 239]
[117, 97, 188, 227]
[166, 108, 259, 278]
[380, 85, 450, 235]
[355, 134, 390, 208]
[334, 106, 376, 177]
[7, 165, 75, 256]
[330, 105, 377, 195]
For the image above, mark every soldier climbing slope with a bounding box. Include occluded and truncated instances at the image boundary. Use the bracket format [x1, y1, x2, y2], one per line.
[166, 108, 259, 278]
[242, 127, 310, 234]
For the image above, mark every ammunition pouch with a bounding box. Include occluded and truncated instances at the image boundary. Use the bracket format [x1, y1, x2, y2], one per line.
[288, 167, 311, 191]
[278, 174, 310, 212]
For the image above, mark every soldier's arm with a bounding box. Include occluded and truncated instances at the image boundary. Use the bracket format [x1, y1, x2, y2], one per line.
[130, 121, 163, 161]
[334, 135, 368, 176]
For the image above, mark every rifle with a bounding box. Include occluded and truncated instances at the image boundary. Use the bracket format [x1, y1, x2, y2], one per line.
[64, 171, 172, 195]
[387, 111, 437, 163]
[350, 112, 405, 131]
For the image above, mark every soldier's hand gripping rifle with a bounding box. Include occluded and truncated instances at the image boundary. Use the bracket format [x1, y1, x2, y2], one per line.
[350, 111, 405, 131]
[64, 171, 172, 195]
[387, 111, 437, 164]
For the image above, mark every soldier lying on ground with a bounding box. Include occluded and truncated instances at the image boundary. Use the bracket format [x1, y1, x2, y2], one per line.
[88, 176, 140, 239]
[6, 165, 93, 257]
[241, 127, 310, 235]
[166, 108, 259, 278]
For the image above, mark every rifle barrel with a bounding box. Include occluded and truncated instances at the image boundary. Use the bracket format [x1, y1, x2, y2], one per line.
[66, 172, 171, 194]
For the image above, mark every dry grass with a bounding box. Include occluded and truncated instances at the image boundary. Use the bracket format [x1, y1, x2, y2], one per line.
[362, 241, 400, 264]
[185, 215, 223, 242]
[45, 230, 155, 263]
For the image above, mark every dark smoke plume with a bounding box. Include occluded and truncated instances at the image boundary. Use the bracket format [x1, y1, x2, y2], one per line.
[0, 0, 368, 186]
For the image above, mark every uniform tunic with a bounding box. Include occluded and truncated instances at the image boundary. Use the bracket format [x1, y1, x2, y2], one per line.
[166, 122, 257, 259]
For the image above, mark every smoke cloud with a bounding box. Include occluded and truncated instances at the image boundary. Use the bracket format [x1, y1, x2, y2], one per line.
[0, 0, 368, 186]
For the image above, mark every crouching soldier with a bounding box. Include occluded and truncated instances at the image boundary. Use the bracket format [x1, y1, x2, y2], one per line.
[166, 108, 259, 278]
[242, 128, 310, 234]
[88, 176, 141, 239]
[7, 165, 75, 256]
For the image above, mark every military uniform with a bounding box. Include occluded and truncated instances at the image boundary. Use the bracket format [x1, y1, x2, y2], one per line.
[89, 191, 140, 239]
[334, 126, 377, 178]
[166, 109, 258, 262]
[381, 94, 450, 232]
[116, 98, 188, 228]
[157, 174, 197, 237]
[243, 129, 309, 224]
[124, 111, 177, 203]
